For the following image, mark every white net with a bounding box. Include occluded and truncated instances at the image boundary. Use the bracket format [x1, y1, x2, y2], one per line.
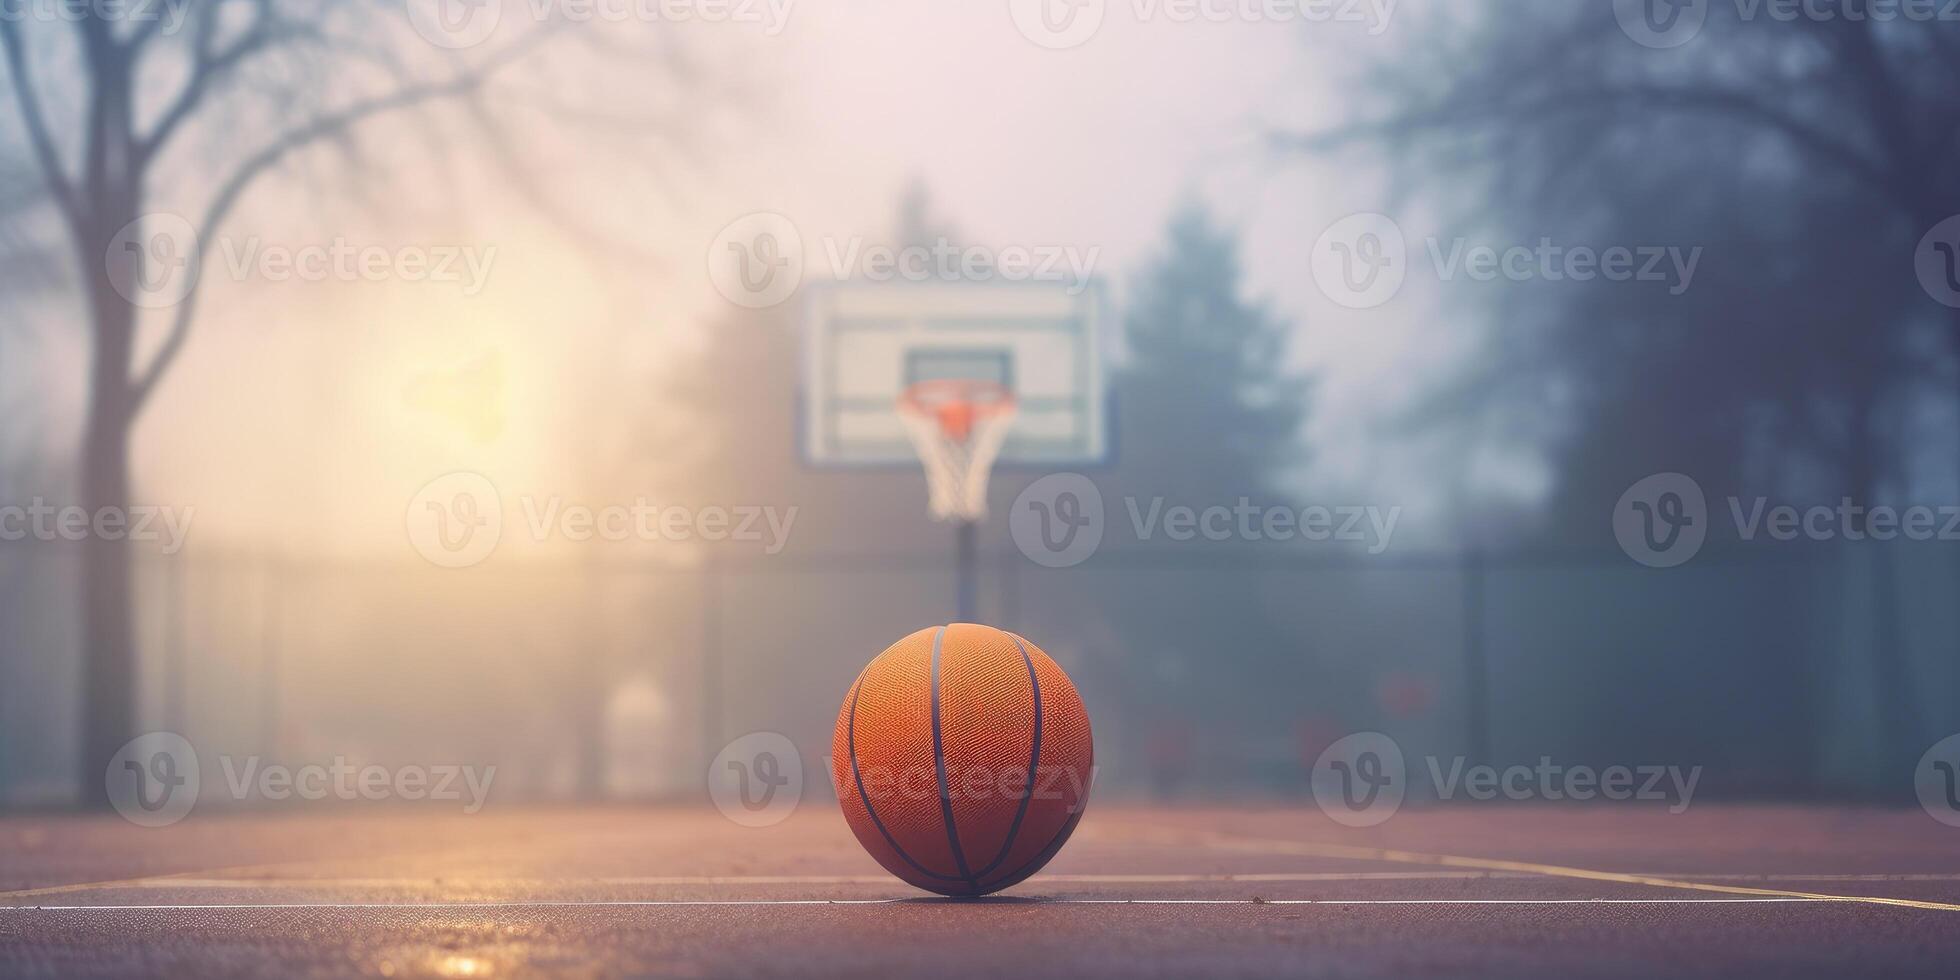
[898, 383, 1017, 522]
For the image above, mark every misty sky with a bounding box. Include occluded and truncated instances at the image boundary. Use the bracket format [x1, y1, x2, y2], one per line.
[12, 1, 1498, 552]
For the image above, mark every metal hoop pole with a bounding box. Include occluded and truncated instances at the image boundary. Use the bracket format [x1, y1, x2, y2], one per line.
[956, 519, 977, 623]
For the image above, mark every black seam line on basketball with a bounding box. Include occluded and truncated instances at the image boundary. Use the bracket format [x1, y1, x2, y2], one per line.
[971, 632, 1043, 880]
[848, 668, 966, 884]
[982, 805, 1086, 893]
[929, 625, 978, 889]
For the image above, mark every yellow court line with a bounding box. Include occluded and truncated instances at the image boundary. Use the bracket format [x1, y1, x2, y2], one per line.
[1119, 824, 1960, 914]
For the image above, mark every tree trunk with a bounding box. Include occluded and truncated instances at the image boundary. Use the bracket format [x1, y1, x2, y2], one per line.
[1946, 306, 1960, 763]
[70, 29, 144, 808]
[1845, 382, 1915, 795]
[77, 252, 138, 808]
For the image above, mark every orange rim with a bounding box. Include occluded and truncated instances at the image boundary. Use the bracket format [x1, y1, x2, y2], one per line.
[899, 380, 1014, 444]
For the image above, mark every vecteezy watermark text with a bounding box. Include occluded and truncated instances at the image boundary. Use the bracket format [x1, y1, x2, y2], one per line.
[0, 500, 195, 554]
[1310, 732, 1703, 827]
[106, 732, 495, 827]
[821, 237, 1097, 294]
[706, 211, 1099, 308]
[0, 0, 189, 32]
[1125, 498, 1398, 551]
[516, 496, 798, 552]
[219, 756, 495, 814]
[1008, 0, 1395, 50]
[1309, 213, 1703, 310]
[1614, 0, 1960, 49]
[406, 472, 799, 568]
[407, 0, 797, 50]
[104, 213, 497, 309]
[842, 761, 1092, 811]
[1008, 472, 1400, 568]
[217, 236, 496, 296]
[1425, 757, 1700, 812]
[1615, 472, 1960, 567]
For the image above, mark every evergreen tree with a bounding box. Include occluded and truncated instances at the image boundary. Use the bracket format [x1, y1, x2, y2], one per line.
[1116, 204, 1307, 516]
[1098, 204, 1315, 789]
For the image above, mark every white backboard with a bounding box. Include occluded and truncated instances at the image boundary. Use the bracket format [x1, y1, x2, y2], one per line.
[802, 280, 1108, 467]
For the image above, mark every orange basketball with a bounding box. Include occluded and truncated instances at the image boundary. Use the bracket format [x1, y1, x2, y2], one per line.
[832, 623, 1093, 896]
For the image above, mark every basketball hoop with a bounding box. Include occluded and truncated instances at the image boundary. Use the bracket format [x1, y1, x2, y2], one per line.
[898, 379, 1017, 522]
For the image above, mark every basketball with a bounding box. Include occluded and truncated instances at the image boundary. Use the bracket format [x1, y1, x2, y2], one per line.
[832, 623, 1093, 897]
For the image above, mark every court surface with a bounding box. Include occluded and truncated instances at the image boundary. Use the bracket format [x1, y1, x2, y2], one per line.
[3, 803, 1958, 977]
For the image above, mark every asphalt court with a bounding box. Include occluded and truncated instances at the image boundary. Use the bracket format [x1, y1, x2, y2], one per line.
[3, 804, 1958, 977]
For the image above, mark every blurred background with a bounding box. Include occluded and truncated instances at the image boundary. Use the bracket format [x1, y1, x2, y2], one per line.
[2, 0, 1957, 810]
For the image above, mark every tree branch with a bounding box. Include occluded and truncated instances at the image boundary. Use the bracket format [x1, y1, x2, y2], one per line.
[1277, 80, 1900, 214]
[0, 20, 78, 220]
[122, 0, 176, 53]
[128, 33, 557, 415]
[138, 0, 292, 164]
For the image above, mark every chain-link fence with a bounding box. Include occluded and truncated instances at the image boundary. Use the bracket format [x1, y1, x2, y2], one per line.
[3, 539, 1955, 805]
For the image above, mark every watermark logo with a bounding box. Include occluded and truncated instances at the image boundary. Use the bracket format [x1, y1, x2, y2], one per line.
[1010, 473, 1106, 568]
[515, 497, 798, 553]
[819, 236, 1098, 295]
[1312, 212, 1405, 310]
[409, 0, 795, 47]
[1313, 732, 1703, 827]
[1428, 756, 1701, 813]
[0, 500, 196, 554]
[709, 211, 805, 309]
[844, 761, 1092, 812]
[1311, 732, 1405, 827]
[218, 756, 495, 813]
[1915, 214, 1960, 309]
[216, 236, 496, 295]
[407, 472, 504, 568]
[1613, 0, 1708, 48]
[1312, 213, 1702, 309]
[104, 212, 200, 309]
[1917, 734, 1960, 828]
[406, 0, 504, 49]
[108, 734, 496, 824]
[106, 732, 200, 828]
[709, 212, 1098, 308]
[1009, 0, 1106, 49]
[1147, 0, 1394, 32]
[1617, 472, 1960, 566]
[408, 476, 798, 567]
[1010, 473, 1399, 566]
[1, 0, 190, 33]
[709, 731, 803, 827]
[1425, 238, 1701, 294]
[1125, 498, 1399, 552]
[1009, 0, 1393, 45]
[1619, 0, 1960, 48]
[1614, 473, 1707, 568]
[107, 214, 492, 303]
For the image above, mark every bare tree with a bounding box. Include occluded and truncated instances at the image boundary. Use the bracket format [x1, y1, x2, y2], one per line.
[1288, 2, 1960, 782]
[0, 1, 670, 805]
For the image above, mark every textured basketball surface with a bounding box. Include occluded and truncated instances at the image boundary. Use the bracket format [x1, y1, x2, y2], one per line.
[831, 623, 1093, 896]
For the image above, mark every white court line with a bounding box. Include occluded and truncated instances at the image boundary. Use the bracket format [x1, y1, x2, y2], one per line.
[0, 897, 1831, 911]
[56, 871, 1960, 889]
[109, 872, 1509, 888]
[1115, 824, 1960, 914]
